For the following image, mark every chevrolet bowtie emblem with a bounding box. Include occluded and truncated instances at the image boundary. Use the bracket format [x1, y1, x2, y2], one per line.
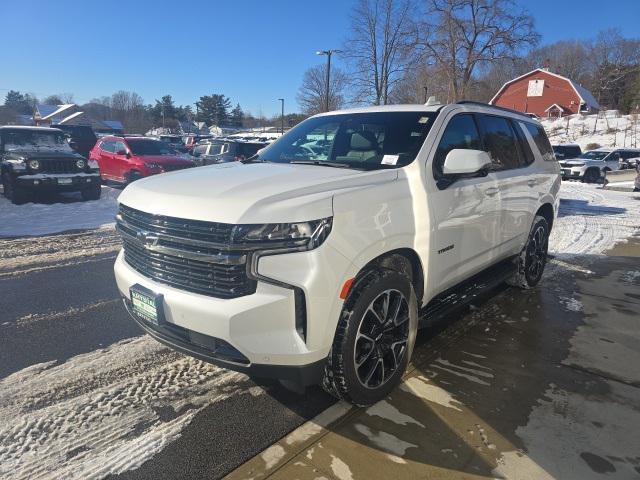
[136, 230, 160, 247]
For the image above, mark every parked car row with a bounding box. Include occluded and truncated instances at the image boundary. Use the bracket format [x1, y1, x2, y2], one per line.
[553, 143, 640, 183]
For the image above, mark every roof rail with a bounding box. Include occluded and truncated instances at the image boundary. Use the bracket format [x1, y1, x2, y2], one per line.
[456, 100, 534, 120]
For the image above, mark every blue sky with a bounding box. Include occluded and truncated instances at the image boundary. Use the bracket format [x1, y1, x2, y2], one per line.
[1, 0, 639, 116]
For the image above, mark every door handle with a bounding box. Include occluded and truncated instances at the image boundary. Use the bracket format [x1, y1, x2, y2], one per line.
[485, 187, 499, 196]
[527, 179, 537, 187]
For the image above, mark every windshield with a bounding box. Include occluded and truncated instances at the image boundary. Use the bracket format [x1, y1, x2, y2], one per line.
[127, 139, 175, 156]
[259, 111, 437, 170]
[580, 151, 609, 160]
[1, 130, 73, 152]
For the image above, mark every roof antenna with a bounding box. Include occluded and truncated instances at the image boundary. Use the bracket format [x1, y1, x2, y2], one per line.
[425, 96, 441, 106]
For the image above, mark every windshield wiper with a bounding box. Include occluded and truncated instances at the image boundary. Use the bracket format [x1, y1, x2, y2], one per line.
[241, 154, 267, 164]
[288, 160, 353, 169]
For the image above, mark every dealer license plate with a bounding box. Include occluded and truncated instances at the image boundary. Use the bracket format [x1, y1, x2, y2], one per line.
[130, 286, 161, 324]
[57, 178, 73, 185]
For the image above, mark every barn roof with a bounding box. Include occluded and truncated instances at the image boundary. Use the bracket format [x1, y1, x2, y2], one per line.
[490, 68, 600, 110]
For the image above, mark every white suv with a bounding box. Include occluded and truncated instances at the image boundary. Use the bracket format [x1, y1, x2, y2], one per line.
[114, 102, 560, 405]
[559, 148, 640, 183]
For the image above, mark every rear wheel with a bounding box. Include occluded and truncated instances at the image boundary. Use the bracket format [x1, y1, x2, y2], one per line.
[583, 168, 601, 183]
[81, 183, 102, 201]
[507, 215, 549, 289]
[2, 173, 29, 205]
[322, 268, 418, 406]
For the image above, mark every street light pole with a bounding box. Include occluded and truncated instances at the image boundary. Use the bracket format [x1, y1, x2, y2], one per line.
[278, 98, 284, 135]
[316, 49, 342, 112]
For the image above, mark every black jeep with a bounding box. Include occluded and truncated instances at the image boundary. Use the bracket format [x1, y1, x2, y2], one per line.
[0, 126, 101, 204]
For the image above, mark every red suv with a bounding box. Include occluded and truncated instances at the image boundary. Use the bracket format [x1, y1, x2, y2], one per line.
[89, 136, 195, 184]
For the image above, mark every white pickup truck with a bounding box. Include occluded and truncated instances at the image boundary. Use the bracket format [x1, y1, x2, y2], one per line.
[114, 101, 560, 405]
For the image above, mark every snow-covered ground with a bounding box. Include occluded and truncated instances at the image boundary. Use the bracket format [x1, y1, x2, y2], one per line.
[541, 111, 640, 151]
[0, 186, 120, 238]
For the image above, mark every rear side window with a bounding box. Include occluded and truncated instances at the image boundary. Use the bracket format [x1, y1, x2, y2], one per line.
[479, 115, 521, 170]
[512, 121, 535, 165]
[524, 123, 555, 161]
[433, 114, 482, 177]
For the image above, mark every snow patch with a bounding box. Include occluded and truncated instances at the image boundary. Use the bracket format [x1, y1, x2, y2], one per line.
[365, 400, 425, 428]
[0, 186, 120, 238]
[353, 423, 417, 457]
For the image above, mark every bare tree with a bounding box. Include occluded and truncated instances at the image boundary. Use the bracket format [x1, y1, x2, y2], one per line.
[417, 0, 539, 101]
[296, 64, 349, 115]
[344, 0, 415, 105]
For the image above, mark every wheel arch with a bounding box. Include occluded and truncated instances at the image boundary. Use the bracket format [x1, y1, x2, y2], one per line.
[535, 203, 555, 232]
[355, 248, 425, 306]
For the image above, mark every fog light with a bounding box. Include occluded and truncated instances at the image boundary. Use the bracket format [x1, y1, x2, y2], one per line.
[86, 178, 91, 183]
[33, 180, 40, 185]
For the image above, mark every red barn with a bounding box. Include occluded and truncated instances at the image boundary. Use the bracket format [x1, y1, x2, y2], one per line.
[490, 68, 599, 118]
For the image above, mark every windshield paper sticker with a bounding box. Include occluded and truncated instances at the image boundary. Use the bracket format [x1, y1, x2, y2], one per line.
[381, 154, 399, 165]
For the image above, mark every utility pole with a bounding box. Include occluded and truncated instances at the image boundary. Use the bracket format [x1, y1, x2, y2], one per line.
[278, 98, 284, 135]
[316, 49, 341, 112]
[423, 86, 428, 103]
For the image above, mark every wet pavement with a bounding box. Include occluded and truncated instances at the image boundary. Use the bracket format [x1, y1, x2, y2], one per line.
[228, 238, 640, 479]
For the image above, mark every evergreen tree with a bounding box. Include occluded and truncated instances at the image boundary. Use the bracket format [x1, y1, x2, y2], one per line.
[196, 94, 231, 126]
[230, 103, 244, 127]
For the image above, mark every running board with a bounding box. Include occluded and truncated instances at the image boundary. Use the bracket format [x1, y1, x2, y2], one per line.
[419, 257, 517, 327]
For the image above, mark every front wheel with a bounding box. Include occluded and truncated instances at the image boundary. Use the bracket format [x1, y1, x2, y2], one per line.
[81, 183, 102, 201]
[322, 268, 418, 406]
[507, 215, 550, 289]
[2, 173, 29, 205]
[582, 168, 601, 183]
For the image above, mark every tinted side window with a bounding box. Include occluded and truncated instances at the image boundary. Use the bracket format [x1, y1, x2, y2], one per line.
[524, 123, 555, 161]
[193, 145, 207, 157]
[114, 141, 127, 154]
[101, 140, 115, 153]
[433, 114, 482, 177]
[512, 121, 534, 165]
[479, 115, 520, 170]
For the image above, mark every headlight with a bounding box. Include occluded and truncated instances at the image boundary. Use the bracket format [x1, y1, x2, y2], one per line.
[28, 159, 40, 170]
[231, 217, 332, 250]
[145, 162, 162, 169]
[76, 159, 86, 169]
[7, 158, 27, 171]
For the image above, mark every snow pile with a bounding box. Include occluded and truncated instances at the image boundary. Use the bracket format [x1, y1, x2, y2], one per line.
[0, 186, 120, 238]
[541, 111, 640, 151]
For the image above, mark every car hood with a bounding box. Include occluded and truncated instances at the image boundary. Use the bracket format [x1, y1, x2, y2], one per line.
[118, 162, 397, 224]
[136, 155, 193, 164]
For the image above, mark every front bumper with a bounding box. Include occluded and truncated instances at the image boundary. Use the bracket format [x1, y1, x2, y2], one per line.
[16, 173, 100, 191]
[114, 242, 352, 384]
[560, 167, 583, 179]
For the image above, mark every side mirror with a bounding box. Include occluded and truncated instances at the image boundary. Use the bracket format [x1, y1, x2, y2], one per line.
[442, 149, 491, 176]
[116, 149, 129, 157]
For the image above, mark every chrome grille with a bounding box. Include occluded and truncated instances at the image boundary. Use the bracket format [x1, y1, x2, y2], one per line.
[117, 205, 256, 299]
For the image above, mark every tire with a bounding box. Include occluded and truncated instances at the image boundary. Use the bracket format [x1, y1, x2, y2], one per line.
[322, 268, 418, 406]
[582, 168, 601, 183]
[126, 171, 142, 185]
[506, 215, 550, 289]
[81, 183, 102, 201]
[2, 173, 29, 205]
